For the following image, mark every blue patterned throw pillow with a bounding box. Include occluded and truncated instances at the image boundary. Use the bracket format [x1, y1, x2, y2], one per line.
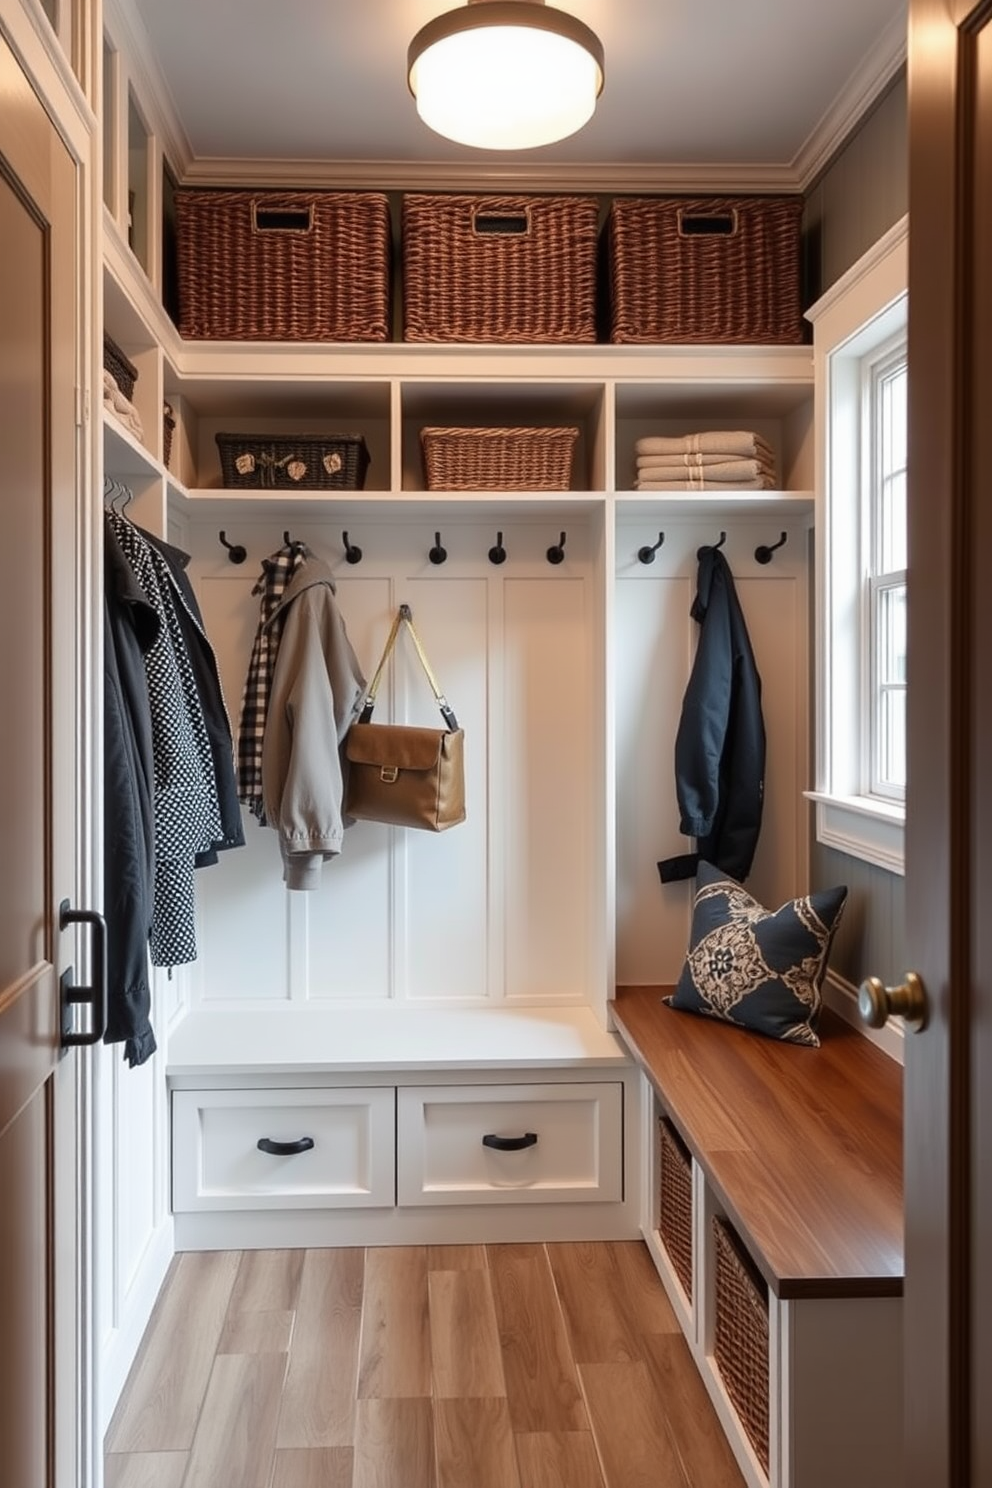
[666, 861, 848, 1046]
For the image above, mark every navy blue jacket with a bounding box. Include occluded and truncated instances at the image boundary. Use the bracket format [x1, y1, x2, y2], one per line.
[104, 520, 159, 1066]
[658, 546, 765, 884]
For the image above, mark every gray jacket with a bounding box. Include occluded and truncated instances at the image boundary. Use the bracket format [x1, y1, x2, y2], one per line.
[261, 556, 366, 889]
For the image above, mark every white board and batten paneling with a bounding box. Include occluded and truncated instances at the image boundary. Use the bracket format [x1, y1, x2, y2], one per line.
[186, 510, 607, 1013]
[614, 513, 811, 988]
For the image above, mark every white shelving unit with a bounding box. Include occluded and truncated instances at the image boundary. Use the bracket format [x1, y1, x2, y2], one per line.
[97, 21, 814, 1440]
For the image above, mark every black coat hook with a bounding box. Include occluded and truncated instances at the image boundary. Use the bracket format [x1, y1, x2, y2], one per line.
[547, 531, 567, 565]
[755, 531, 788, 564]
[488, 530, 507, 565]
[283, 531, 294, 546]
[697, 530, 727, 559]
[637, 532, 666, 564]
[342, 531, 362, 565]
[429, 531, 447, 565]
[218, 530, 247, 564]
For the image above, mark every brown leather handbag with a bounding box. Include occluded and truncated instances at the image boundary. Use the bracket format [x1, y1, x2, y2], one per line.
[344, 604, 466, 832]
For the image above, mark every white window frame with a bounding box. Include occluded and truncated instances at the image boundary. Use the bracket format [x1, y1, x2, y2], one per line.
[864, 337, 907, 802]
[805, 218, 908, 875]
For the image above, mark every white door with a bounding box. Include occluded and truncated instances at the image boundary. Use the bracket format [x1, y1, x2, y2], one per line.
[904, 0, 992, 1482]
[0, 30, 87, 1488]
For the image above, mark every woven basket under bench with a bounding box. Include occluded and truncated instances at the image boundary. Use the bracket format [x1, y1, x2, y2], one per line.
[658, 1117, 693, 1301]
[216, 432, 370, 491]
[713, 1214, 770, 1473]
[174, 189, 392, 342]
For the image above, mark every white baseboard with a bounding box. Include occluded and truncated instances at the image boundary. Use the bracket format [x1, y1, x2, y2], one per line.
[98, 1217, 175, 1440]
[824, 972, 905, 1064]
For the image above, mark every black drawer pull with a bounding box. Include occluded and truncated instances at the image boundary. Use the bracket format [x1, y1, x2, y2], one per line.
[257, 1136, 315, 1156]
[482, 1131, 538, 1152]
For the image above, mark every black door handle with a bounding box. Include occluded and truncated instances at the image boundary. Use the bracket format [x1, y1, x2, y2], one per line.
[257, 1136, 315, 1156]
[59, 899, 107, 1049]
[482, 1132, 538, 1152]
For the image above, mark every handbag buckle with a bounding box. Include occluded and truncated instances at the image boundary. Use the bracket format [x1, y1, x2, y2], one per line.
[380, 765, 399, 784]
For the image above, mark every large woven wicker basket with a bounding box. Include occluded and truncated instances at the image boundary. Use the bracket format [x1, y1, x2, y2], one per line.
[658, 1118, 693, 1301]
[175, 190, 392, 342]
[713, 1215, 770, 1473]
[216, 432, 370, 491]
[607, 195, 805, 345]
[421, 426, 579, 491]
[403, 193, 599, 344]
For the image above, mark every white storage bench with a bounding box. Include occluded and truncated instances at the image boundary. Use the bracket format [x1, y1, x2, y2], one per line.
[167, 1003, 639, 1250]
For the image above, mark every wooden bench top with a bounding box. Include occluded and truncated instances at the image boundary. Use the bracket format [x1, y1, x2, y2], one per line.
[611, 986, 904, 1300]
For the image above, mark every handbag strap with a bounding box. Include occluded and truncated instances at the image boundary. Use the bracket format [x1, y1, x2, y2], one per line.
[358, 603, 460, 729]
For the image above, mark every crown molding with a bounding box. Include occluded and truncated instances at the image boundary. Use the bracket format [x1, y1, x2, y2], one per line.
[791, 13, 906, 191]
[104, 0, 193, 178]
[109, 0, 905, 197]
[178, 155, 802, 194]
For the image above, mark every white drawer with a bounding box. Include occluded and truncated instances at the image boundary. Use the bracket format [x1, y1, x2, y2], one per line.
[396, 1081, 623, 1207]
[172, 1087, 395, 1211]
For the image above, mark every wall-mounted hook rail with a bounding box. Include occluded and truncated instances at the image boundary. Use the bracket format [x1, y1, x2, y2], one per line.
[755, 531, 788, 564]
[697, 530, 727, 559]
[342, 531, 362, 565]
[488, 531, 507, 565]
[429, 531, 447, 565]
[218, 530, 247, 564]
[637, 532, 666, 564]
[547, 531, 567, 565]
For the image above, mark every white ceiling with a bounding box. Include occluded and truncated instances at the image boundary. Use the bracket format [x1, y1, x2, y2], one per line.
[122, 0, 907, 190]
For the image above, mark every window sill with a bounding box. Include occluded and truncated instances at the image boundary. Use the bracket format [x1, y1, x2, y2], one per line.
[804, 791, 905, 876]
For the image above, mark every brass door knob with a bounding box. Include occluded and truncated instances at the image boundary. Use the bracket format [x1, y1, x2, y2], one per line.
[857, 972, 928, 1033]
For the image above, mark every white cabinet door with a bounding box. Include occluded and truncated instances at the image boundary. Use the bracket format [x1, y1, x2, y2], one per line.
[397, 1082, 623, 1206]
[172, 1087, 396, 1210]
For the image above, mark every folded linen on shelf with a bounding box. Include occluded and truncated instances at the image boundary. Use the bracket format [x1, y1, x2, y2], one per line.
[634, 450, 771, 470]
[635, 430, 774, 459]
[635, 457, 772, 483]
[635, 476, 769, 491]
[103, 367, 144, 441]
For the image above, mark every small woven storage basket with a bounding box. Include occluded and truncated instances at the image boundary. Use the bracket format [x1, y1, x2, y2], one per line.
[658, 1118, 693, 1300]
[713, 1215, 770, 1473]
[607, 195, 805, 345]
[216, 432, 370, 491]
[174, 189, 392, 342]
[420, 426, 578, 491]
[163, 404, 176, 468]
[403, 193, 599, 344]
[103, 334, 138, 401]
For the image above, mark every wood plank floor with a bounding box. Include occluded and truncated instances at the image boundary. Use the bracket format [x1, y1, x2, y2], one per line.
[104, 1242, 745, 1488]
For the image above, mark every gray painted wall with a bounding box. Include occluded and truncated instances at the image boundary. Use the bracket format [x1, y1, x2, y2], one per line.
[804, 71, 908, 302]
[805, 71, 908, 989]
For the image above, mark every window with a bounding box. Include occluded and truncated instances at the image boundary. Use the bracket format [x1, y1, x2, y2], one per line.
[865, 341, 907, 801]
[806, 219, 908, 875]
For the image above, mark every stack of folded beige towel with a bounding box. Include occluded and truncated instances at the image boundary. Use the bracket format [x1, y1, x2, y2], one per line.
[634, 430, 776, 490]
[103, 367, 145, 442]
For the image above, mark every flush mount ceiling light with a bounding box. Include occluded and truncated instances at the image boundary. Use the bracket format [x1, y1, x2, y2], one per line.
[408, 0, 605, 151]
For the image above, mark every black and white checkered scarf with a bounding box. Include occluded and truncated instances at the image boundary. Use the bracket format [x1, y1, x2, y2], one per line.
[237, 541, 309, 822]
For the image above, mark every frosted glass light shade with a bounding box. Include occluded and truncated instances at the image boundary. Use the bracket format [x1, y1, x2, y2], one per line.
[408, 1, 604, 151]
